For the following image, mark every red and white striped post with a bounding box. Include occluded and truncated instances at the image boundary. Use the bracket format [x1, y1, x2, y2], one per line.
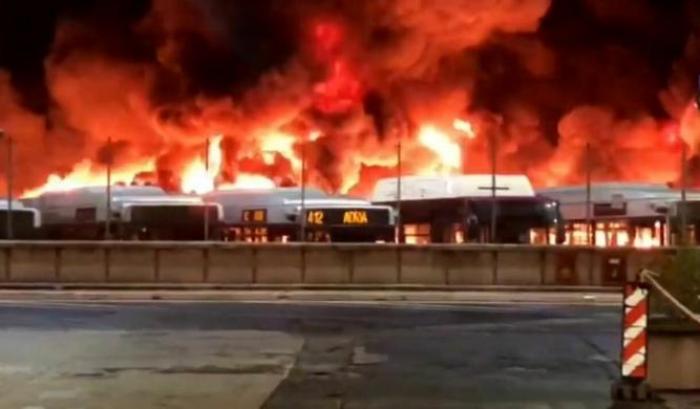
[621, 282, 649, 380]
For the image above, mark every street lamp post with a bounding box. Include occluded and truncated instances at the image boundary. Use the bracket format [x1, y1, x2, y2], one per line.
[681, 141, 689, 245]
[204, 136, 210, 241]
[585, 142, 592, 246]
[105, 136, 112, 240]
[300, 136, 307, 242]
[396, 138, 402, 243]
[490, 128, 498, 243]
[1, 130, 12, 240]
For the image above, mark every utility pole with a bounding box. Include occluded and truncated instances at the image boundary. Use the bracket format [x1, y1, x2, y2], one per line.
[681, 141, 689, 245]
[1, 130, 12, 240]
[203, 136, 210, 241]
[585, 142, 592, 246]
[396, 138, 402, 243]
[299, 135, 307, 242]
[490, 129, 498, 243]
[105, 136, 112, 240]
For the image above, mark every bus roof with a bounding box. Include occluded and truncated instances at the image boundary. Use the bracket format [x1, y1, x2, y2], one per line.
[29, 185, 167, 200]
[538, 183, 700, 204]
[0, 199, 32, 210]
[538, 183, 700, 220]
[371, 174, 535, 202]
[205, 187, 327, 207]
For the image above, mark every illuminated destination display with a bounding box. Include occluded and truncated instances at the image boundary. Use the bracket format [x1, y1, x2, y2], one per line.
[306, 209, 388, 225]
[242, 209, 267, 223]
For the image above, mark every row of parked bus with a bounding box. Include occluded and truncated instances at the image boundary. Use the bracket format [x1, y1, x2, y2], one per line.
[1, 174, 566, 244]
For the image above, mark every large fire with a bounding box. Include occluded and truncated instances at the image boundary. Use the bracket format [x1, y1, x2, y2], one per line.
[21, 158, 156, 198]
[1, 1, 700, 200]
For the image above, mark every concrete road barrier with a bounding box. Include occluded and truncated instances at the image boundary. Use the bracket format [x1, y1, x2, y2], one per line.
[255, 246, 303, 284]
[108, 247, 156, 283]
[351, 247, 400, 284]
[60, 247, 106, 282]
[0, 241, 671, 287]
[207, 247, 255, 284]
[444, 250, 495, 285]
[157, 247, 204, 283]
[496, 249, 544, 285]
[8, 246, 57, 282]
[400, 247, 445, 285]
[304, 246, 352, 284]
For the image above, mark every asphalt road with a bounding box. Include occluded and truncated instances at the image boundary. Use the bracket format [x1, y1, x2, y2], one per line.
[0, 299, 622, 409]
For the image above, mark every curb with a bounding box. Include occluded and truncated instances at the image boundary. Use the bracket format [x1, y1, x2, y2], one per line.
[0, 289, 622, 305]
[0, 283, 621, 292]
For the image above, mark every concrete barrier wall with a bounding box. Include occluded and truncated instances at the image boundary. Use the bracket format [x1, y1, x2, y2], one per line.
[352, 247, 400, 284]
[60, 247, 106, 282]
[207, 247, 254, 283]
[0, 242, 673, 286]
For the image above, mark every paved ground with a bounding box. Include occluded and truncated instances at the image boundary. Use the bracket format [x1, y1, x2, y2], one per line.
[0, 298, 624, 408]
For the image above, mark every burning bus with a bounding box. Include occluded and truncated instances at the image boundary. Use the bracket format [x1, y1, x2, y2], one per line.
[372, 174, 564, 244]
[22, 185, 222, 240]
[539, 183, 700, 247]
[205, 187, 395, 242]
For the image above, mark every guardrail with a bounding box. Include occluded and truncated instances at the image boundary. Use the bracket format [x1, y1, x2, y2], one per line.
[0, 242, 674, 287]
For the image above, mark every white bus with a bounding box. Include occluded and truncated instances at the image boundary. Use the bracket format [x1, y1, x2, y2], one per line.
[23, 185, 223, 240]
[372, 174, 564, 244]
[205, 187, 396, 242]
[539, 183, 700, 247]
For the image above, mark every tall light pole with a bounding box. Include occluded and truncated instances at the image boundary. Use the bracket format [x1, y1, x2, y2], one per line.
[203, 136, 210, 241]
[680, 141, 689, 245]
[1, 130, 12, 240]
[105, 136, 112, 240]
[299, 136, 307, 242]
[396, 138, 402, 243]
[490, 127, 498, 243]
[585, 142, 592, 246]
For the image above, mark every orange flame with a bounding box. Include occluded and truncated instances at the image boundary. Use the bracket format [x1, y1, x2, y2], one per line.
[260, 130, 301, 169]
[219, 173, 276, 190]
[22, 116, 479, 198]
[417, 124, 463, 174]
[21, 158, 154, 198]
[453, 118, 476, 139]
[181, 134, 224, 194]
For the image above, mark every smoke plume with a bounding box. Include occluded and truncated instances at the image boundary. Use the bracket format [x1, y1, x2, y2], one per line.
[1, 0, 700, 197]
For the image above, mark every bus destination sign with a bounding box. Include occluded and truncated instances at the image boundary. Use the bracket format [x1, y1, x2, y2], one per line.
[306, 209, 387, 226]
[242, 209, 267, 223]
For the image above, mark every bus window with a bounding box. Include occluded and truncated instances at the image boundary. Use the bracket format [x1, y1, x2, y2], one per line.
[633, 224, 661, 248]
[465, 214, 479, 243]
[242, 227, 268, 242]
[307, 230, 331, 242]
[451, 223, 465, 244]
[404, 224, 430, 244]
[529, 228, 548, 244]
[566, 223, 590, 245]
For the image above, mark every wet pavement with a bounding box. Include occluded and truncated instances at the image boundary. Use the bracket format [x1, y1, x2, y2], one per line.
[0, 300, 621, 408]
